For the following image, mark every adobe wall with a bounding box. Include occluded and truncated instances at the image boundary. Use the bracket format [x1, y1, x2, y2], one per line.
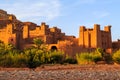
[48, 39, 95, 57]
[22, 22, 68, 45]
[79, 24, 112, 50]
[112, 39, 120, 49]
[0, 23, 16, 46]
[0, 10, 24, 49]
[79, 24, 101, 48]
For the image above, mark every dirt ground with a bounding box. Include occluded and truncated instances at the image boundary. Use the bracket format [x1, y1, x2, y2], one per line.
[0, 64, 120, 71]
[0, 64, 120, 80]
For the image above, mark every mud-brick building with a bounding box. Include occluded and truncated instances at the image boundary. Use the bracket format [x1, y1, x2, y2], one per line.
[112, 39, 120, 50]
[0, 9, 24, 49]
[0, 9, 78, 56]
[0, 9, 118, 55]
[79, 24, 112, 49]
[22, 22, 77, 49]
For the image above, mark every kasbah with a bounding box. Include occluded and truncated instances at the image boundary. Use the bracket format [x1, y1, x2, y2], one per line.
[0, 9, 120, 56]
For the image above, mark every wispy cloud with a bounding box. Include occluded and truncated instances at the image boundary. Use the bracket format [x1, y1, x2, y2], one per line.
[79, 0, 96, 4]
[61, 0, 96, 12]
[0, 0, 61, 22]
[93, 11, 110, 19]
[72, 0, 96, 6]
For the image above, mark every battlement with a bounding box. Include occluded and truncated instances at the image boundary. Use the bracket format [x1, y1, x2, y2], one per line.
[80, 24, 111, 32]
[80, 26, 86, 31]
[79, 24, 112, 49]
[50, 27, 61, 33]
[104, 25, 111, 32]
[86, 28, 93, 31]
[94, 24, 100, 31]
[40, 22, 49, 30]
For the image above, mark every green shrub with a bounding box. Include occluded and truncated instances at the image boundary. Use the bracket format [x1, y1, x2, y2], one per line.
[0, 42, 6, 54]
[96, 48, 104, 57]
[112, 50, 120, 64]
[91, 52, 102, 62]
[64, 55, 77, 64]
[76, 53, 93, 64]
[0, 51, 27, 67]
[76, 52, 102, 64]
[24, 48, 43, 68]
[0, 53, 14, 67]
[49, 51, 64, 64]
[15, 53, 27, 67]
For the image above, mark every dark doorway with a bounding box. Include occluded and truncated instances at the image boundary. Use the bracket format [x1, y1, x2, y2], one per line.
[51, 46, 57, 51]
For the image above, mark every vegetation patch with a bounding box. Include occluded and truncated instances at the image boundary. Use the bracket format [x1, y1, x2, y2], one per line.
[76, 50, 102, 64]
[0, 38, 119, 68]
[112, 50, 120, 64]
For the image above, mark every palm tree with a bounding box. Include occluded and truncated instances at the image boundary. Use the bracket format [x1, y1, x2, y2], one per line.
[33, 38, 44, 49]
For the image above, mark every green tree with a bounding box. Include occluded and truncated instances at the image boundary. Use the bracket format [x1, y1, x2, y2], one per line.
[33, 38, 44, 49]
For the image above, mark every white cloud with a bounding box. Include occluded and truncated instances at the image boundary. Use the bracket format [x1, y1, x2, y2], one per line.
[0, 0, 61, 22]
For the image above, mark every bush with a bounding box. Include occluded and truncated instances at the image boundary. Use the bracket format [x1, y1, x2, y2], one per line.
[76, 52, 102, 64]
[0, 53, 14, 67]
[112, 50, 120, 64]
[49, 51, 64, 64]
[91, 52, 102, 62]
[23, 48, 65, 68]
[24, 48, 44, 68]
[0, 52, 27, 67]
[64, 55, 77, 64]
[76, 53, 93, 64]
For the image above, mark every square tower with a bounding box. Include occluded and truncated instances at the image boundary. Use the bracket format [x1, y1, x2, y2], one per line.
[79, 24, 112, 49]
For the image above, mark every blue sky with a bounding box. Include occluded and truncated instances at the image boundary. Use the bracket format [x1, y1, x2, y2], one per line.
[0, 0, 120, 41]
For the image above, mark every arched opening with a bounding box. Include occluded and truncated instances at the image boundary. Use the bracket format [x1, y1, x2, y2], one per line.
[51, 46, 57, 51]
